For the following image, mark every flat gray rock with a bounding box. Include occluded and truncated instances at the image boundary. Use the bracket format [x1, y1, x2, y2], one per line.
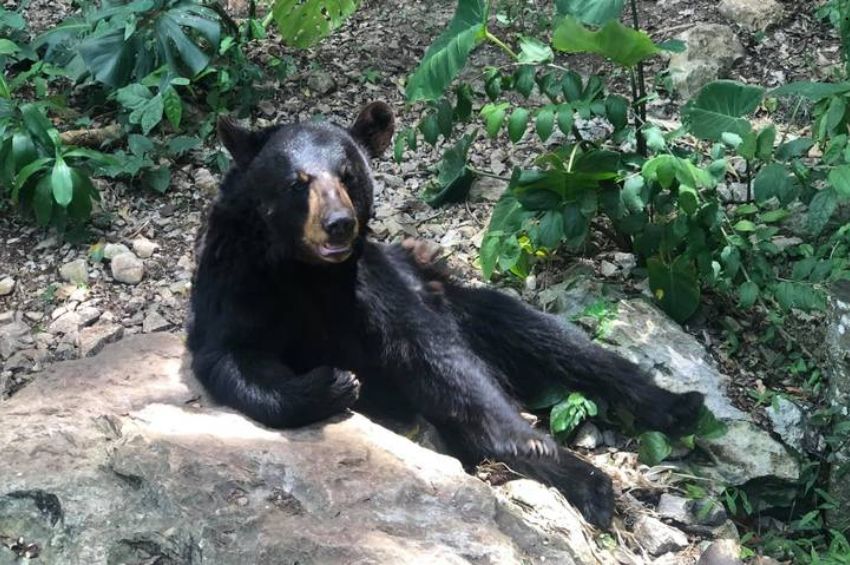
[0, 334, 600, 564]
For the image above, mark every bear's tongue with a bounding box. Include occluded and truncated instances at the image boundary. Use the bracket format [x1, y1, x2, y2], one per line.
[320, 243, 351, 257]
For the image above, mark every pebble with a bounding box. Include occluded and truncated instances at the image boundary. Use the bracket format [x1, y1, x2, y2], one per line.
[571, 422, 603, 450]
[194, 168, 218, 195]
[111, 253, 145, 285]
[142, 310, 171, 333]
[76, 307, 102, 327]
[0, 277, 15, 296]
[634, 515, 689, 556]
[697, 539, 743, 565]
[59, 259, 88, 285]
[48, 312, 81, 335]
[78, 323, 124, 358]
[104, 243, 131, 260]
[132, 238, 158, 259]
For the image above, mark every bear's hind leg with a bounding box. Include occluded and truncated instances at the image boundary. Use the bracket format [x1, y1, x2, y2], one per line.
[444, 285, 704, 435]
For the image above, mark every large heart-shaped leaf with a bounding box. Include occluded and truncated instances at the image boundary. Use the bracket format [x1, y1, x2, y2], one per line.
[79, 29, 143, 88]
[273, 0, 360, 48]
[406, 0, 489, 102]
[771, 81, 850, 101]
[552, 16, 660, 67]
[555, 0, 625, 25]
[682, 80, 765, 141]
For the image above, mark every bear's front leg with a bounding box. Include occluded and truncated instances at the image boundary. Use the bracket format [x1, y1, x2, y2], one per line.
[192, 348, 360, 428]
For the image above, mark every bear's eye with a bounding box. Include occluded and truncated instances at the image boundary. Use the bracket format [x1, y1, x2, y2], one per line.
[291, 172, 310, 192]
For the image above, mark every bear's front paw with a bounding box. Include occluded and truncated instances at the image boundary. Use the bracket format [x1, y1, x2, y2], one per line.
[327, 370, 361, 412]
[401, 238, 443, 268]
[565, 467, 614, 528]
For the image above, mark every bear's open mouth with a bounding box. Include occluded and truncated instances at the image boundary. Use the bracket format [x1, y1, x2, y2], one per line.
[318, 243, 352, 258]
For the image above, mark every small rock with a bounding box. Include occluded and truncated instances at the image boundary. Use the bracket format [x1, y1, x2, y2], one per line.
[306, 70, 337, 95]
[668, 24, 745, 99]
[698, 539, 743, 565]
[143, 310, 171, 333]
[194, 167, 218, 195]
[132, 238, 159, 259]
[177, 255, 193, 272]
[766, 396, 807, 452]
[170, 280, 192, 296]
[599, 261, 618, 278]
[78, 323, 124, 357]
[24, 311, 44, 322]
[0, 320, 31, 359]
[571, 422, 603, 450]
[634, 515, 689, 556]
[111, 253, 145, 285]
[657, 493, 692, 524]
[469, 177, 508, 202]
[76, 307, 102, 328]
[103, 243, 132, 260]
[49, 312, 81, 335]
[59, 259, 88, 285]
[719, 0, 783, 31]
[0, 277, 15, 296]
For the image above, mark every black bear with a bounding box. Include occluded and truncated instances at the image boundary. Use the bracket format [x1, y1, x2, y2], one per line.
[188, 101, 704, 528]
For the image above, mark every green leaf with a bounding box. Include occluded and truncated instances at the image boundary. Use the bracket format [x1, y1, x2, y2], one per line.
[20, 103, 55, 152]
[644, 126, 666, 151]
[622, 175, 646, 212]
[677, 184, 699, 215]
[733, 220, 756, 232]
[405, 0, 488, 102]
[67, 169, 94, 221]
[775, 137, 814, 161]
[638, 431, 673, 466]
[14, 157, 52, 193]
[771, 81, 850, 100]
[51, 156, 73, 207]
[508, 107, 529, 143]
[162, 86, 182, 130]
[517, 36, 553, 63]
[828, 164, 850, 200]
[756, 125, 776, 160]
[423, 133, 476, 207]
[825, 96, 848, 133]
[166, 135, 201, 156]
[419, 113, 440, 146]
[808, 188, 838, 236]
[155, 7, 219, 77]
[552, 16, 660, 67]
[754, 163, 798, 204]
[138, 93, 164, 135]
[480, 235, 501, 281]
[79, 29, 141, 88]
[536, 106, 555, 141]
[481, 103, 509, 138]
[605, 94, 629, 131]
[436, 98, 454, 138]
[739, 281, 759, 308]
[142, 166, 171, 193]
[539, 209, 565, 248]
[682, 80, 765, 141]
[273, 0, 360, 49]
[557, 104, 574, 136]
[33, 175, 53, 226]
[647, 255, 700, 323]
[555, 0, 625, 25]
[0, 39, 20, 55]
[513, 65, 535, 98]
[455, 83, 473, 120]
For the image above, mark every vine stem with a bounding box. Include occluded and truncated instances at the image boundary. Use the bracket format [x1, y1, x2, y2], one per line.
[630, 0, 648, 156]
[467, 166, 511, 181]
[485, 30, 519, 61]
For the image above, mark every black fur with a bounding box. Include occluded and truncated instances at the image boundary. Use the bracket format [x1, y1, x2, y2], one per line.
[188, 103, 704, 528]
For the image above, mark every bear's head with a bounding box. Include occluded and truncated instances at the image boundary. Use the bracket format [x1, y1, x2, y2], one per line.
[217, 102, 394, 264]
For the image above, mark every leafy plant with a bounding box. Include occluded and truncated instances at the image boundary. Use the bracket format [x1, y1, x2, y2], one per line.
[272, 0, 360, 48]
[37, 0, 222, 88]
[549, 392, 598, 436]
[0, 103, 112, 226]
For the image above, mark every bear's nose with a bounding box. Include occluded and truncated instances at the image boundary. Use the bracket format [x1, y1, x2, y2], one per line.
[323, 212, 356, 242]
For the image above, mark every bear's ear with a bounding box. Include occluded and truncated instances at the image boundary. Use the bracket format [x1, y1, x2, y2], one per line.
[350, 101, 395, 158]
[217, 116, 265, 169]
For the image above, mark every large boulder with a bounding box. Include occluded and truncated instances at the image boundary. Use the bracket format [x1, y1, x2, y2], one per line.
[668, 24, 745, 99]
[719, 0, 784, 32]
[0, 334, 600, 564]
